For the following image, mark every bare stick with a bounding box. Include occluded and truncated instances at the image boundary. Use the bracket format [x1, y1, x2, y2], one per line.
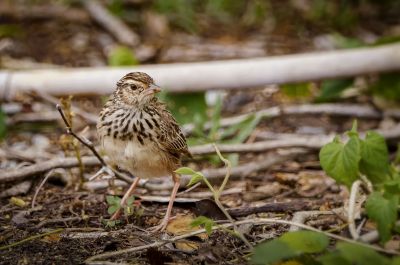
[56, 104, 133, 184]
[31, 170, 54, 208]
[0, 148, 306, 184]
[83, 0, 139, 47]
[2, 43, 400, 98]
[348, 180, 362, 240]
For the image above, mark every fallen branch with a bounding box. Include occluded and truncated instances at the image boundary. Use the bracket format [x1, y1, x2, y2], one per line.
[83, 0, 140, 47]
[183, 103, 400, 134]
[0, 3, 89, 23]
[228, 199, 335, 217]
[2, 44, 400, 98]
[0, 149, 306, 187]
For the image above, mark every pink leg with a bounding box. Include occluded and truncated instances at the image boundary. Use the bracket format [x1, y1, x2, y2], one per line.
[149, 173, 180, 232]
[111, 177, 141, 220]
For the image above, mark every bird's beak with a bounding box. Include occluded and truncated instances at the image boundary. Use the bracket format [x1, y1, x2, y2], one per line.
[144, 84, 161, 96]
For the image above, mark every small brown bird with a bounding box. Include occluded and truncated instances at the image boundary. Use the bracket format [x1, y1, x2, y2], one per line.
[97, 72, 191, 231]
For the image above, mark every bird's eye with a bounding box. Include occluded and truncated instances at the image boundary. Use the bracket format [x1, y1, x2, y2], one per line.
[130, 84, 137, 90]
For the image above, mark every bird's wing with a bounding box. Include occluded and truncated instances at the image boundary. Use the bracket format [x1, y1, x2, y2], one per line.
[158, 108, 191, 158]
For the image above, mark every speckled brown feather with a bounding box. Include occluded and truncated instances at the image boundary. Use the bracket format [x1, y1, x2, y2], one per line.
[97, 72, 191, 179]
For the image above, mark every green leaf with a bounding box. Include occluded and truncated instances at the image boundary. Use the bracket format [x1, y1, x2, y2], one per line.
[391, 257, 400, 265]
[319, 135, 361, 187]
[106, 195, 120, 205]
[359, 131, 390, 184]
[108, 46, 138, 66]
[126, 196, 135, 206]
[107, 204, 120, 215]
[158, 92, 207, 125]
[187, 173, 204, 187]
[365, 192, 398, 243]
[319, 252, 352, 265]
[315, 78, 354, 102]
[281, 83, 312, 99]
[228, 115, 261, 144]
[336, 242, 390, 265]
[190, 216, 215, 235]
[251, 239, 297, 265]
[280, 231, 329, 253]
[175, 167, 197, 175]
[370, 73, 400, 101]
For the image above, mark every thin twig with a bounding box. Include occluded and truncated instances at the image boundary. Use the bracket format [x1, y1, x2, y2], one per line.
[209, 144, 253, 249]
[56, 104, 133, 184]
[348, 180, 362, 240]
[31, 170, 54, 208]
[0, 228, 64, 251]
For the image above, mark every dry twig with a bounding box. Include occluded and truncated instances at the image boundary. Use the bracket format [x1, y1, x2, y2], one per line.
[83, 0, 140, 47]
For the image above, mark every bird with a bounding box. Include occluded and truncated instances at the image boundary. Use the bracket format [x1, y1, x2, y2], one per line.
[96, 72, 191, 232]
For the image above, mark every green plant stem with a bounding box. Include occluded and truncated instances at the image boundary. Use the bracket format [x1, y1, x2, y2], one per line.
[210, 143, 253, 249]
[0, 228, 64, 250]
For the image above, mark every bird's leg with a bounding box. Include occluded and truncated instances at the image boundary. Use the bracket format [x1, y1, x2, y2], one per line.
[111, 177, 141, 220]
[149, 173, 180, 232]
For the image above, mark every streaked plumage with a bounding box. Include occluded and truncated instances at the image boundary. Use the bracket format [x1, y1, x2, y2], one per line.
[96, 72, 190, 231]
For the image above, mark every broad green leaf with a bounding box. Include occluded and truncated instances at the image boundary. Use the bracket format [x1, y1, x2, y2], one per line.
[107, 205, 120, 215]
[280, 231, 329, 253]
[336, 242, 390, 265]
[319, 252, 351, 265]
[108, 46, 138, 66]
[359, 131, 390, 184]
[319, 136, 361, 187]
[251, 239, 297, 265]
[365, 192, 398, 243]
[187, 173, 204, 187]
[315, 78, 354, 102]
[175, 167, 197, 175]
[384, 178, 400, 195]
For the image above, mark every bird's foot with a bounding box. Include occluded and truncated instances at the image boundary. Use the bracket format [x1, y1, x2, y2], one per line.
[147, 215, 177, 234]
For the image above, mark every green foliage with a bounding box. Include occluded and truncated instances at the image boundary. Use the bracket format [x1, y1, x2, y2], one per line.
[281, 83, 312, 99]
[316, 79, 354, 102]
[251, 230, 396, 265]
[319, 120, 400, 243]
[0, 107, 6, 140]
[108, 46, 139, 66]
[334, 242, 390, 265]
[366, 192, 399, 243]
[251, 231, 329, 265]
[319, 120, 392, 187]
[319, 135, 361, 187]
[105, 195, 137, 223]
[158, 91, 207, 125]
[370, 73, 400, 101]
[106, 195, 121, 215]
[153, 0, 198, 33]
[190, 216, 215, 235]
[359, 132, 390, 183]
[175, 167, 205, 187]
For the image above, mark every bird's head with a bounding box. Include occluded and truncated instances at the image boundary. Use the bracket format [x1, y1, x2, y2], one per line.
[114, 72, 161, 107]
